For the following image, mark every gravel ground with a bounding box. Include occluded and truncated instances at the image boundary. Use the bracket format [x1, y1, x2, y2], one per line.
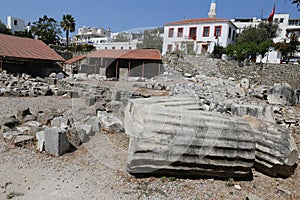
[0, 96, 299, 200]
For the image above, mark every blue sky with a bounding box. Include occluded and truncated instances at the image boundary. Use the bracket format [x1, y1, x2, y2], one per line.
[0, 0, 298, 33]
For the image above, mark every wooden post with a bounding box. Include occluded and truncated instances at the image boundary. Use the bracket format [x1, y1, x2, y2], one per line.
[142, 61, 145, 77]
[116, 60, 119, 78]
[0, 59, 2, 72]
[158, 63, 161, 76]
[128, 61, 131, 77]
[105, 59, 108, 77]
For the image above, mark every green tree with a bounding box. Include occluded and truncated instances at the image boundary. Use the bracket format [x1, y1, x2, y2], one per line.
[275, 33, 300, 62]
[0, 20, 11, 35]
[212, 45, 226, 58]
[69, 43, 96, 53]
[137, 27, 163, 52]
[226, 22, 278, 62]
[31, 15, 62, 45]
[236, 22, 278, 45]
[14, 29, 34, 38]
[60, 14, 76, 47]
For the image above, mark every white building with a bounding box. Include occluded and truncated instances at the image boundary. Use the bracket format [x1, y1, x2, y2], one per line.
[231, 14, 300, 44]
[162, 18, 237, 55]
[7, 16, 26, 33]
[162, 0, 237, 55]
[230, 17, 263, 34]
[73, 26, 112, 45]
[93, 40, 139, 50]
[231, 13, 300, 62]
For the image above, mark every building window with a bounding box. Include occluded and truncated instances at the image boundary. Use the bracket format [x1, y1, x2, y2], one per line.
[112, 46, 115, 49]
[203, 26, 210, 37]
[167, 44, 173, 52]
[14, 20, 17, 26]
[232, 30, 236, 41]
[177, 28, 183, 37]
[228, 27, 232, 39]
[121, 47, 123, 50]
[168, 28, 174, 37]
[105, 47, 108, 49]
[175, 44, 179, 50]
[189, 27, 197, 40]
[129, 47, 132, 50]
[214, 26, 222, 37]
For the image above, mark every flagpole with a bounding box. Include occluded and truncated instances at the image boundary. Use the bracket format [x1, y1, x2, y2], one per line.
[266, 4, 275, 68]
[266, 23, 272, 68]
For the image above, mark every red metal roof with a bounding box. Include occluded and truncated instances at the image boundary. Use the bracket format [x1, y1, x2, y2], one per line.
[65, 55, 86, 64]
[87, 49, 162, 60]
[0, 34, 65, 61]
[165, 18, 229, 26]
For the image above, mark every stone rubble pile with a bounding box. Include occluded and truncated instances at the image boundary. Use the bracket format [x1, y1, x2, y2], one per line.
[0, 71, 72, 97]
[0, 105, 125, 156]
[162, 53, 220, 78]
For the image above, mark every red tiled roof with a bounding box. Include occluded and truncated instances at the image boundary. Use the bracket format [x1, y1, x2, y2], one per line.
[0, 34, 65, 61]
[87, 49, 162, 60]
[165, 18, 229, 26]
[65, 55, 86, 64]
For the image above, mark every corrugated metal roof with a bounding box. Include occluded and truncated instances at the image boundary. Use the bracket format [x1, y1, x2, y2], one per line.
[0, 34, 65, 61]
[87, 49, 162, 60]
[65, 55, 86, 64]
[165, 18, 229, 26]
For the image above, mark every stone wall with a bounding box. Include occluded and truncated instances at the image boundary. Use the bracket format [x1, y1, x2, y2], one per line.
[217, 61, 300, 89]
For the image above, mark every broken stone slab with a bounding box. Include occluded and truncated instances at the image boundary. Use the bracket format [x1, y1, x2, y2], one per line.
[16, 126, 31, 134]
[231, 104, 275, 123]
[36, 112, 56, 126]
[0, 115, 19, 129]
[74, 123, 93, 143]
[36, 131, 45, 152]
[125, 96, 298, 179]
[3, 131, 20, 141]
[16, 108, 32, 123]
[244, 115, 298, 177]
[51, 116, 69, 128]
[13, 135, 35, 146]
[44, 127, 70, 157]
[267, 83, 295, 106]
[82, 116, 101, 133]
[17, 121, 44, 136]
[97, 111, 124, 133]
[125, 97, 256, 179]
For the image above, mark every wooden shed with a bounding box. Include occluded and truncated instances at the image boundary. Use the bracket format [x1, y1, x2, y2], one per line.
[0, 34, 65, 77]
[81, 49, 163, 79]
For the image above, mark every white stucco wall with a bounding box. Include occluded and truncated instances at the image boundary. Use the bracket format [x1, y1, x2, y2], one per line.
[162, 21, 237, 55]
[7, 16, 25, 33]
[94, 41, 139, 50]
[273, 14, 290, 43]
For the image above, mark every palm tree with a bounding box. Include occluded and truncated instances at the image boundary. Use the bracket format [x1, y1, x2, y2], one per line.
[60, 14, 76, 47]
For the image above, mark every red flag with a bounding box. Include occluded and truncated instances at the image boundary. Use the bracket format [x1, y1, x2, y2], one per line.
[268, 5, 276, 23]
